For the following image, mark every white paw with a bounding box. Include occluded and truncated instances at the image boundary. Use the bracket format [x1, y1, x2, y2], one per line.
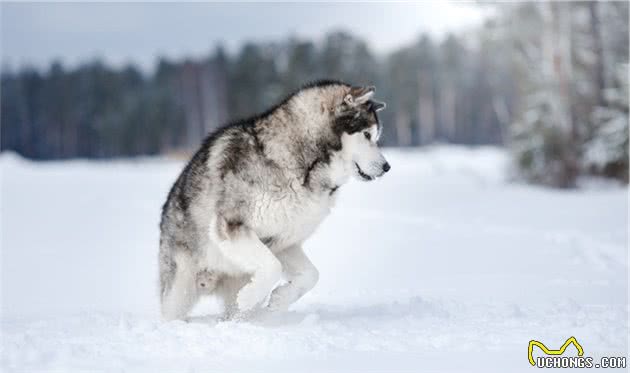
[267, 293, 290, 312]
[236, 286, 265, 311]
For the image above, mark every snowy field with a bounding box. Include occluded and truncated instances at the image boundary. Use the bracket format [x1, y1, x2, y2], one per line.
[1, 146, 627, 372]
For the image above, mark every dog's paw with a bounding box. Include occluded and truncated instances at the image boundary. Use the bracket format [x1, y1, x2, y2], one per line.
[266, 294, 290, 312]
[236, 286, 264, 311]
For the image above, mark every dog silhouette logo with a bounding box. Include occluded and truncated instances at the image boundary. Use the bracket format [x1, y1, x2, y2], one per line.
[528, 336, 584, 366]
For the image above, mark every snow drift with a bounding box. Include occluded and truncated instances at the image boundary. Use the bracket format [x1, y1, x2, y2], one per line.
[1, 146, 627, 372]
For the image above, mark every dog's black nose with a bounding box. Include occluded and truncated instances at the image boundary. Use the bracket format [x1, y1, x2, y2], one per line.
[382, 162, 390, 173]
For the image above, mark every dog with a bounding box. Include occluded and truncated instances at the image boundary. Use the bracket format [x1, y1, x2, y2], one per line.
[159, 80, 389, 320]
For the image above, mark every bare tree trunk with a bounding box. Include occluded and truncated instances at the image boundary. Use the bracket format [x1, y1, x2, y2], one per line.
[492, 96, 510, 144]
[440, 83, 456, 142]
[589, 1, 606, 106]
[180, 62, 206, 150]
[395, 109, 412, 147]
[542, 1, 578, 187]
[417, 70, 435, 145]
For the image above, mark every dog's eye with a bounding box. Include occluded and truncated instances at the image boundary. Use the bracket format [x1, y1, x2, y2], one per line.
[363, 131, 371, 140]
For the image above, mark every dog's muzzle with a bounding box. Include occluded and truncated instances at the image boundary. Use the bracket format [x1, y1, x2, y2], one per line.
[355, 162, 390, 181]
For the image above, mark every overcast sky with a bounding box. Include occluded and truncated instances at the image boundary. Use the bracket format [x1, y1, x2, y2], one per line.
[1, 2, 488, 72]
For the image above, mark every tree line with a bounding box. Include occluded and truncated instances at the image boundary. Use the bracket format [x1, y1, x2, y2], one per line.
[0, 30, 509, 157]
[1, 2, 628, 186]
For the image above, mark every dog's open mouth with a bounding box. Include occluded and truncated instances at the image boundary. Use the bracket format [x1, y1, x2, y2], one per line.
[355, 163, 374, 181]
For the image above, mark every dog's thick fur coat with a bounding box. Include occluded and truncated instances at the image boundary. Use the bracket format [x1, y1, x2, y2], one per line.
[159, 80, 388, 320]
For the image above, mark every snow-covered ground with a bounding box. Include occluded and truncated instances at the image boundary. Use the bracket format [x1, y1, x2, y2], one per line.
[1, 146, 627, 372]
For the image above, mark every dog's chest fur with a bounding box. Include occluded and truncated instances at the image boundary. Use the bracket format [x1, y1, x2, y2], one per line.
[251, 185, 332, 252]
[249, 149, 350, 252]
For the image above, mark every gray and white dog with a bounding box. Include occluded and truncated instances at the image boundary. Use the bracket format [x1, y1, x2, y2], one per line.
[159, 80, 389, 320]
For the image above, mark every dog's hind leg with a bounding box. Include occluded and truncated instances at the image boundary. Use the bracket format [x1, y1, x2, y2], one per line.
[160, 251, 199, 321]
[215, 275, 250, 320]
[267, 245, 319, 312]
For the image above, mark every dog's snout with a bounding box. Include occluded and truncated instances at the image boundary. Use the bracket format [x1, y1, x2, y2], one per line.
[382, 162, 391, 173]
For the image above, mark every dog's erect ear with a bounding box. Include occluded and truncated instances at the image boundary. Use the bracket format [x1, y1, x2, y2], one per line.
[344, 86, 375, 106]
[371, 100, 386, 112]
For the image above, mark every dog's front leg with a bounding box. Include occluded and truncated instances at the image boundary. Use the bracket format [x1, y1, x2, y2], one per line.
[215, 219, 282, 312]
[267, 245, 319, 312]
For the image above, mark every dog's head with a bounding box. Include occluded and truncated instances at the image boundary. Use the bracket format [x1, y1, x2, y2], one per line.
[332, 85, 390, 182]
